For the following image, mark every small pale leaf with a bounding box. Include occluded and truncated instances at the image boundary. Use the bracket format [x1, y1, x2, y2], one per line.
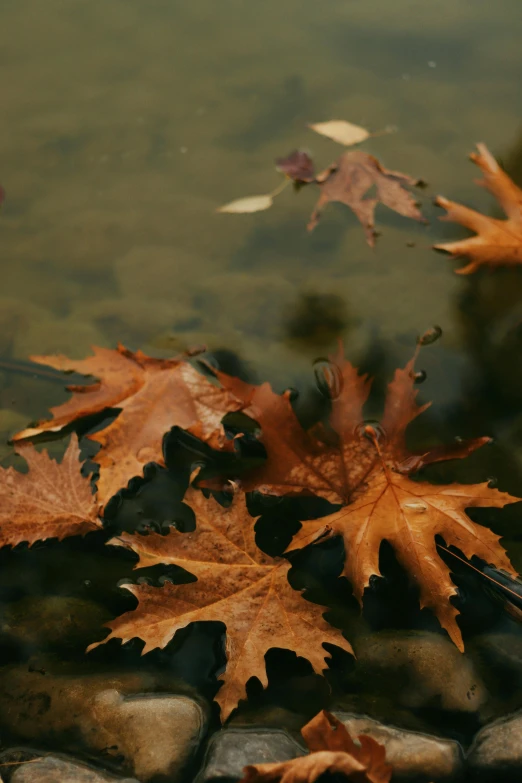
[217, 194, 273, 214]
[309, 120, 370, 147]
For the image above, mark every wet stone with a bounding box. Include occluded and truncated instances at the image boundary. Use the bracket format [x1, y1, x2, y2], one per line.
[2, 750, 138, 782]
[335, 712, 464, 782]
[352, 631, 489, 716]
[467, 710, 522, 781]
[195, 728, 306, 782]
[0, 668, 207, 782]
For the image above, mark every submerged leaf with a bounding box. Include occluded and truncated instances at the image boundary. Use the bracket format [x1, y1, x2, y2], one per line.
[217, 194, 273, 213]
[241, 710, 392, 783]
[309, 120, 370, 147]
[435, 143, 522, 273]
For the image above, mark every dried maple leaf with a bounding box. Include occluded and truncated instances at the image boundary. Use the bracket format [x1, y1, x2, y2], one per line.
[308, 151, 424, 245]
[215, 343, 519, 649]
[0, 434, 100, 548]
[241, 710, 391, 783]
[88, 486, 352, 720]
[12, 346, 244, 506]
[435, 143, 522, 273]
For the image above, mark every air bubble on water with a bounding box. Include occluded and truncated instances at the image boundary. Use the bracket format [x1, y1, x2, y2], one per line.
[117, 578, 133, 588]
[402, 501, 427, 513]
[454, 435, 463, 444]
[413, 370, 427, 384]
[136, 576, 152, 586]
[487, 476, 498, 488]
[313, 358, 344, 400]
[417, 325, 442, 346]
[158, 575, 174, 586]
[83, 580, 92, 587]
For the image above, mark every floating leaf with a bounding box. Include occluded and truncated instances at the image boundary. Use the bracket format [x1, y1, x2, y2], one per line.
[275, 150, 315, 182]
[12, 346, 245, 506]
[435, 143, 522, 273]
[0, 435, 101, 548]
[308, 151, 424, 245]
[217, 194, 273, 214]
[213, 343, 519, 650]
[90, 487, 351, 721]
[309, 120, 370, 147]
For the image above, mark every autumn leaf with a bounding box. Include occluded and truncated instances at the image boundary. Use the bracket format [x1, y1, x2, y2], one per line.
[88, 486, 352, 720]
[435, 143, 522, 273]
[12, 346, 245, 506]
[276, 150, 315, 183]
[0, 434, 100, 548]
[214, 342, 519, 649]
[218, 194, 275, 213]
[309, 120, 370, 147]
[241, 710, 391, 783]
[308, 151, 424, 245]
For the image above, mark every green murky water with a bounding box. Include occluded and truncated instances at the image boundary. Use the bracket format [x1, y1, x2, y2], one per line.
[1, 0, 522, 760]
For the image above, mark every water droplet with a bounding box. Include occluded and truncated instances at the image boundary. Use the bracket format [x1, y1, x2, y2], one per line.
[355, 421, 387, 443]
[158, 575, 174, 586]
[417, 325, 442, 346]
[413, 370, 427, 384]
[455, 435, 463, 444]
[313, 359, 344, 399]
[117, 578, 133, 588]
[136, 576, 152, 586]
[284, 387, 299, 402]
[402, 501, 427, 513]
[83, 579, 92, 587]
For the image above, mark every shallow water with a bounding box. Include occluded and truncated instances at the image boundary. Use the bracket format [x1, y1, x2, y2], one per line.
[1, 0, 522, 763]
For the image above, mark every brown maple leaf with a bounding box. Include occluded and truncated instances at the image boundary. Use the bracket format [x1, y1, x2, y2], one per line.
[435, 143, 522, 273]
[88, 485, 352, 720]
[215, 343, 519, 649]
[12, 345, 244, 506]
[0, 434, 101, 548]
[307, 151, 424, 245]
[241, 710, 391, 783]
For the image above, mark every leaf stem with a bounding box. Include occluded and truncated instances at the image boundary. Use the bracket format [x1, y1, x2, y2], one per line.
[269, 178, 292, 199]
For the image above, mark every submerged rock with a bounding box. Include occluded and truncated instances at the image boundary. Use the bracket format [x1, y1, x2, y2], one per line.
[2, 750, 138, 782]
[335, 712, 464, 782]
[0, 667, 207, 781]
[467, 710, 522, 781]
[195, 728, 305, 782]
[352, 631, 489, 715]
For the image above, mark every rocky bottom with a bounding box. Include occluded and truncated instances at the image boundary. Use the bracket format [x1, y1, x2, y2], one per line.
[0, 692, 520, 782]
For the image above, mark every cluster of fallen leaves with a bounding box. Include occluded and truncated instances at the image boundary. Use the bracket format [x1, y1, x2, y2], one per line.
[219, 119, 425, 247]
[0, 331, 519, 722]
[219, 120, 522, 269]
[240, 710, 391, 783]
